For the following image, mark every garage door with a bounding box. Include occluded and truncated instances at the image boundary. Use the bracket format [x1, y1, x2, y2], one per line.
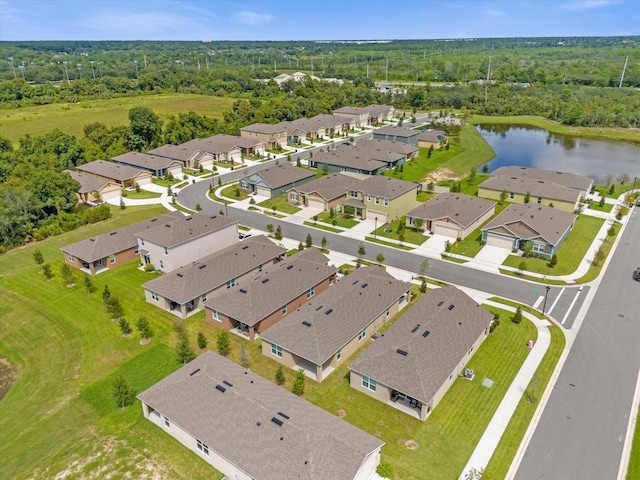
[101, 188, 121, 201]
[434, 223, 460, 239]
[367, 210, 387, 223]
[168, 166, 183, 178]
[199, 158, 213, 169]
[486, 234, 514, 250]
[256, 186, 271, 197]
[308, 197, 326, 210]
[136, 176, 152, 186]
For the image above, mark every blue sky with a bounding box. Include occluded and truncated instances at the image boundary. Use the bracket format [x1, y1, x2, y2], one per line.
[1, 0, 638, 41]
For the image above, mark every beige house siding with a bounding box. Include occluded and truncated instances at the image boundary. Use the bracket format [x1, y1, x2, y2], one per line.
[478, 187, 578, 212]
[240, 130, 287, 150]
[362, 189, 417, 222]
[418, 139, 442, 150]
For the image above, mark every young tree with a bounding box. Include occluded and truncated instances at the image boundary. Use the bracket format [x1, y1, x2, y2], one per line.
[112, 375, 134, 409]
[605, 173, 614, 186]
[376, 253, 385, 265]
[33, 249, 44, 268]
[321, 236, 327, 250]
[298, 241, 304, 251]
[106, 296, 124, 319]
[419, 259, 430, 278]
[313, 215, 318, 225]
[609, 184, 615, 195]
[176, 334, 195, 364]
[60, 263, 75, 286]
[617, 173, 630, 186]
[292, 368, 306, 396]
[216, 330, 231, 357]
[83, 274, 95, 294]
[42, 263, 53, 280]
[305, 233, 313, 248]
[240, 344, 250, 368]
[599, 195, 605, 207]
[469, 168, 477, 184]
[500, 189, 508, 204]
[482, 164, 489, 174]
[420, 278, 428, 293]
[234, 186, 241, 198]
[357, 242, 366, 261]
[136, 316, 153, 340]
[266, 223, 274, 236]
[275, 366, 286, 386]
[118, 317, 132, 335]
[102, 285, 111, 304]
[512, 306, 523, 324]
[197, 332, 208, 349]
[524, 191, 531, 203]
[518, 261, 527, 275]
[119, 197, 126, 210]
[195, 203, 202, 211]
[398, 231, 405, 246]
[548, 254, 558, 268]
[413, 218, 423, 232]
[274, 225, 283, 240]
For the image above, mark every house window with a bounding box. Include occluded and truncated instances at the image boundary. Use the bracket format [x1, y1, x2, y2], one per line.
[350, 190, 358, 198]
[226, 278, 235, 288]
[259, 264, 263, 272]
[337, 349, 342, 361]
[358, 328, 366, 341]
[375, 196, 380, 205]
[509, 192, 514, 199]
[533, 242, 545, 253]
[291, 193, 299, 201]
[384, 198, 389, 206]
[164, 247, 168, 255]
[134, 246, 139, 254]
[281, 304, 287, 315]
[68, 253, 75, 262]
[367, 194, 371, 201]
[196, 439, 209, 455]
[109, 254, 116, 264]
[151, 291, 159, 301]
[164, 416, 170, 428]
[201, 293, 207, 302]
[307, 286, 315, 298]
[386, 308, 390, 317]
[537, 197, 542, 204]
[362, 375, 377, 392]
[271, 344, 283, 358]
[159, 260, 164, 269]
[211, 309, 221, 321]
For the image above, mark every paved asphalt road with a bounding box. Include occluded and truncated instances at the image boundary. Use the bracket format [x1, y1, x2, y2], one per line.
[515, 204, 640, 480]
[178, 179, 589, 326]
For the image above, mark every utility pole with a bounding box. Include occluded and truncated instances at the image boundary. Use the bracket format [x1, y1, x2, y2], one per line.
[18, 64, 25, 80]
[90, 60, 96, 79]
[619, 55, 629, 88]
[62, 61, 69, 84]
[274, 60, 276, 73]
[8, 57, 16, 78]
[143, 55, 147, 68]
[366, 62, 369, 78]
[484, 56, 492, 103]
[385, 55, 389, 83]
[134, 60, 139, 79]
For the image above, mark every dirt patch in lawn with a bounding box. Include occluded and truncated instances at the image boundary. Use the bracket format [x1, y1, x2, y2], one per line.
[0, 357, 17, 400]
[404, 439, 419, 450]
[336, 409, 347, 418]
[422, 167, 466, 183]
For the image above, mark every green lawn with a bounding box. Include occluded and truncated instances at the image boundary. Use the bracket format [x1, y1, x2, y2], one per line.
[594, 183, 637, 200]
[258, 194, 301, 214]
[502, 215, 604, 276]
[318, 211, 359, 228]
[221, 184, 249, 201]
[122, 189, 162, 200]
[371, 218, 428, 245]
[627, 400, 640, 480]
[0, 93, 236, 145]
[303, 221, 342, 233]
[364, 236, 414, 251]
[385, 143, 465, 182]
[574, 221, 622, 283]
[586, 201, 614, 213]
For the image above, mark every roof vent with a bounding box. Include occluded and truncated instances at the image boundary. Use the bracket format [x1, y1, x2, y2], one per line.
[448, 304, 455, 310]
[302, 320, 312, 327]
[240, 288, 247, 294]
[210, 215, 217, 219]
[361, 283, 368, 288]
[287, 265, 293, 270]
[198, 265, 206, 269]
[437, 301, 444, 307]
[90, 238, 95, 242]
[352, 280, 359, 285]
[215, 384, 226, 393]
[222, 380, 233, 387]
[242, 245, 249, 250]
[271, 417, 284, 427]
[423, 330, 430, 338]
[185, 217, 192, 221]
[151, 218, 157, 222]
[277, 412, 290, 420]
[165, 224, 172, 228]
[110, 232, 117, 235]
[189, 368, 201, 376]
[396, 349, 408, 356]
[261, 278, 270, 284]
[325, 309, 333, 315]
[411, 324, 420, 333]
[315, 305, 324, 311]
[177, 273, 184, 278]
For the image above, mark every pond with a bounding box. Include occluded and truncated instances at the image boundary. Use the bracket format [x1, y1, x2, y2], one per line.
[477, 124, 640, 184]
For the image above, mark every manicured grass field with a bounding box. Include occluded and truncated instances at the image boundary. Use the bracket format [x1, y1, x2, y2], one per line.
[122, 189, 162, 199]
[303, 221, 341, 233]
[258, 194, 301, 214]
[385, 143, 465, 182]
[371, 218, 428, 245]
[318, 211, 359, 228]
[221, 184, 249, 201]
[502, 215, 605, 276]
[0, 93, 236, 145]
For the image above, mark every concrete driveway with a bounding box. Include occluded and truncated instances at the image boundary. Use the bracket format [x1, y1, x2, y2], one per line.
[474, 245, 511, 264]
[422, 234, 450, 252]
[294, 205, 325, 219]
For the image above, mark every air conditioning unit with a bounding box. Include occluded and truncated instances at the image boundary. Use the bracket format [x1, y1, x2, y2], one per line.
[464, 368, 474, 380]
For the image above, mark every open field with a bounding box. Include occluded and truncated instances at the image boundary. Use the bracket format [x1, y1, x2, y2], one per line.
[0, 93, 236, 144]
[469, 115, 640, 146]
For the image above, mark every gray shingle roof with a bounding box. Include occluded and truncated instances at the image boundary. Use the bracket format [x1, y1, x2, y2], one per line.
[65, 170, 110, 194]
[112, 151, 182, 171]
[76, 160, 147, 182]
[244, 164, 315, 189]
[137, 351, 383, 480]
[240, 123, 287, 134]
[349, 286, 493, 404]
[136, 212, 236, 248]
[290, 173, 360, 201]
[479, 175, 581, 203]
[406, 193, 496, 229]
[203, 252, 336, 326]
[357, 138, 418, 157]
[354, 176, 419, 199]
[333, 106, 369, 116]
[373, 125, 420, 138]
[261, 266, 411, 365]
[142, 235, 286, 303]
[482, 203, 577, 245]
[314, 149, 386, 173]
[491, 166, 592, 192]
[418, 130, 445, 143]
[308, 114, 344, 129]
[60, 211, 184, 262]
[147, 143, 195, 162]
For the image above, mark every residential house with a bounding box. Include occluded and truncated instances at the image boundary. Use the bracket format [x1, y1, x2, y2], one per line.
[418, 130, 448, 149]
[204, 249, 337, 340]
[366, 104, 396, 123]
[372, 125, 420, 147]
[138, 351, 384, 480]
[60, 211, 183, 275]
[137, 213, 238, 273]
[239, 164, 315, 198]
[478, 167, 593, 212]
[311, 148, 387, 176]
[287, 172, 360, 211]
[142, 235, 286, 318]
[405, 193, 496, 239]
[343, 176, 420, 223]
[356, 138, 419, 161]
[112, 151, 183, 178]
[481, 203, 577, 257]
[333, 106, 370, 128]
[261, 266, 411, 382]
[349, 286, 492, 421]
[240, 123, 288, 150]
[308, 114, 345, 136]
[76, 160, 153, 188]
[65, 170, 121, 203]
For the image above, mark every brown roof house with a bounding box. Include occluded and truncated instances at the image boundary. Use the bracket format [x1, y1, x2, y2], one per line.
[357, 138, 419, 160]
[204, 249, 337, 340]
[481, 203, 577, 257]
[343, 176, 420, 224]
[372, 125, 420, 147]
[137, 213, 238, 273]
[60, 211, 183, 275]
[65, 170, 121, 203]
[349, 286, 492, 421]
[138, 351, 384, 480]
[113, 151, 183, 178]
[287, 172, 361, 211]
[418, 129, 448, 149]
[76, 160, 153, 188]
[478, 166, 593, 213]
[405, 193, 496, 239]
[333, 106, 371, 128]
[260, 266, 411, 382]
[239, 164, 315, 198]
[366, 104, 396, 123]
[142, 235, 286, 318]
[240, 123, 288, 150]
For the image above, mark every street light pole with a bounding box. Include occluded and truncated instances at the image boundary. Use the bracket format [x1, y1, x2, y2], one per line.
[374, 217, 378, 239]
[542, 285, 551, 315]
[8, 57, 16, 78]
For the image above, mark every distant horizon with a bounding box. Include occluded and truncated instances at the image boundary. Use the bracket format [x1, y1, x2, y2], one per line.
[1, 0, 638, 42]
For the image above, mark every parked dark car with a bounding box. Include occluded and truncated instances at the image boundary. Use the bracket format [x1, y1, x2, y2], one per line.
[634, 267, 640, 281]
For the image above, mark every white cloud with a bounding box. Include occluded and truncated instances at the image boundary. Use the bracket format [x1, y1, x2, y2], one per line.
[562, 0, 620, 10]
[234, 10, 273, 25]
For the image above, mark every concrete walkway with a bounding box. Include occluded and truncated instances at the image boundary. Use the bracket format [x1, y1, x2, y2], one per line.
[459, 303, 553, 480]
